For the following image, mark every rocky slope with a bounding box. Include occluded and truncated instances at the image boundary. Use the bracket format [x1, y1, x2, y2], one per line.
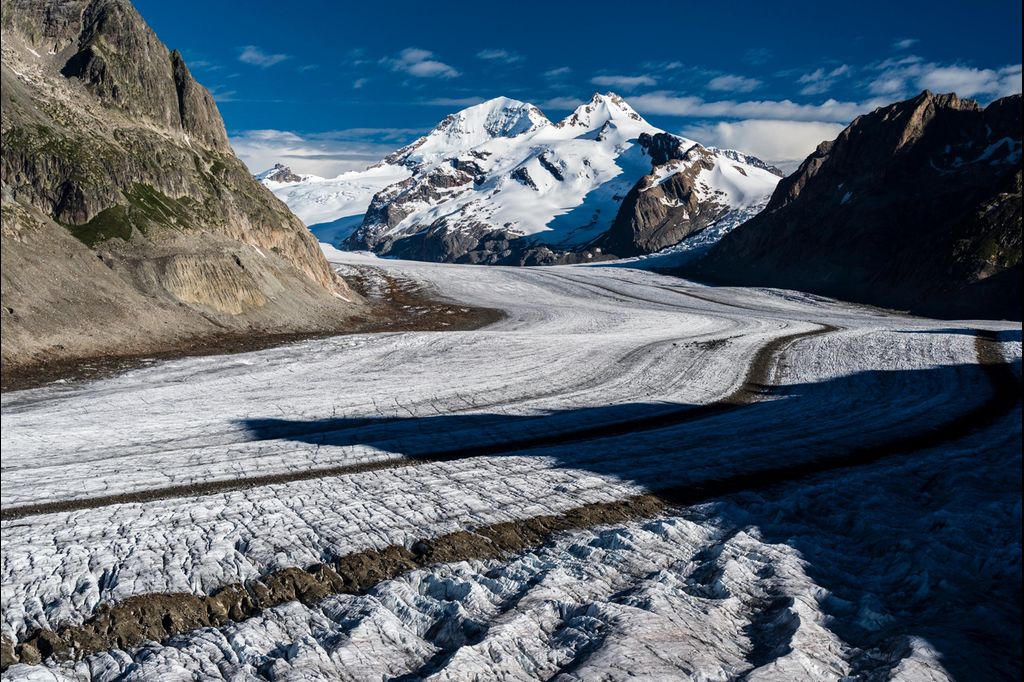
[264, 94, 781, 264]
[691, 91, 1022, 320]
[598, 132, 782, 257]
[255, 163, 305, 184]
[1, 0, 362, 372]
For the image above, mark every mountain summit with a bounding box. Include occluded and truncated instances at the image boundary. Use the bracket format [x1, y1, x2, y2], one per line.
[556, 92, 648, 131]
[386, 97, 550, 165]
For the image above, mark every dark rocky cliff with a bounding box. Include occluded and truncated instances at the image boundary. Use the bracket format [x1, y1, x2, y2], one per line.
[690, 91, 1022, 320]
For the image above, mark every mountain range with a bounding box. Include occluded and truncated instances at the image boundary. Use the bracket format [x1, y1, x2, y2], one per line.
[1, 0, 1018, 382]
[261, 94, 783, 264]
[264, 90, 1021, 319]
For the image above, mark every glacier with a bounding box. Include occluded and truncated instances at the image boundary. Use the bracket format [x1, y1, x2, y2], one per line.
[1, 252, 1020, 680]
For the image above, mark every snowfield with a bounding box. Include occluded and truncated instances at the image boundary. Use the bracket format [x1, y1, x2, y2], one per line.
[260, 164, 413, 245]
[1, 253, 1020, 681]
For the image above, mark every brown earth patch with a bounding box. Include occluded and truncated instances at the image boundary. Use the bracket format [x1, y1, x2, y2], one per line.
[0, 266, 503, 392]
[1, 495, 667, 670]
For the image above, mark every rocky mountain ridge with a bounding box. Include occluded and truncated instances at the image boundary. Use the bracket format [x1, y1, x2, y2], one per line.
[1, 0, 363, 371]
[597, 132, 784, 257]
[691, 91, 1022, 319]
[255, 163, 305, 184]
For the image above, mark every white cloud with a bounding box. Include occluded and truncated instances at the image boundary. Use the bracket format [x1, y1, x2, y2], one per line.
[893, 38, 918, 50]
[627, 92, 877, 122]
[425, 97, 485, 107]
[385, 47, 460, 79]
[537, 96, 585, 110]
[476, 49, 523, 64]
[875, 55, 924, 69]
[590, 74, 657, 90]
[321, 127, 423, 140]
[543, 66, 572, 79]
[352, 78, 369, 89]
[238, 45, 289, 68]
[230, 128, 422, 177]
[798, 81, 831, 96]
[706, 74, 762, 93]
[186, 59, 219, 72]
[919, 64, 1022, 98]
[868, 76, 906, 96]
[208, 85, 238, 102]
[681, 119, 845, 170]
[869, 60, 1022, 99]
[797, 64, 851, 95]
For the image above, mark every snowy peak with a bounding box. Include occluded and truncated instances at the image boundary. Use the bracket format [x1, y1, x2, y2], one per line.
[708, 148, 785, 177]
[266, 92, 781, 263]
[437, 96, 550, 140]
[388, 97, 550, 165]
[557, 92, 650, 132]
[385, 94, 655, 167]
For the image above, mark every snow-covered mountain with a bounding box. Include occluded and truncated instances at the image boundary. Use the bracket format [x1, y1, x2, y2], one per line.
[258, 93, 783, 264]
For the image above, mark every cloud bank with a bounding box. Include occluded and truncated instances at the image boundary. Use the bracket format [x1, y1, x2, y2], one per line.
[681, 119, 846, 170]
[230, 128, 422, 177]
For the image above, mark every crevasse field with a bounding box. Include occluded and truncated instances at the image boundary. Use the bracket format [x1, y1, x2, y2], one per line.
[1, 251, 1020, 681]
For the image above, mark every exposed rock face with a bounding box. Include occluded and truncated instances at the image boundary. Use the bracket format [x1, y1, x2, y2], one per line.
[1, 0, 361, 370]
[638, 131, 688, 166]
[600, 134, 725, 257]
[691, 91, 1022, 320]
[599, 133, 783, 257]
[257, 163, 303, 184]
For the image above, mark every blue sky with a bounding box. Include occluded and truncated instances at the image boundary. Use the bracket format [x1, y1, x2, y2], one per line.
[135, 0, 1023, 174]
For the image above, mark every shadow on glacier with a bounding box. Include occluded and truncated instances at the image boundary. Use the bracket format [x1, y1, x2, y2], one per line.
[894, 327, 1022, 340]
[241, 361, 1015, 494]
[699, 402, 1022, 681]
[240, 359, 1021, 679]
[308, 214, 365, 247]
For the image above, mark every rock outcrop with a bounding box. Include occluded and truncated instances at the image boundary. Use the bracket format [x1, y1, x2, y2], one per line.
[257, 163, 304, 184]
[1, 0, 362, 371]
[691, 91, 1022, 320]
[599, 133, 782, 257]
